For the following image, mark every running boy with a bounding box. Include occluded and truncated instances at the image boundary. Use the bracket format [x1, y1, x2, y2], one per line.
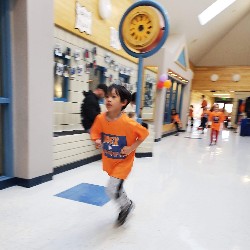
[90, 84, 149, 226]
[209, 104, 224, 145]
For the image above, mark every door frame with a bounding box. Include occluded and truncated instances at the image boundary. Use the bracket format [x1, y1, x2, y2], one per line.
[0, 0, 14, 177]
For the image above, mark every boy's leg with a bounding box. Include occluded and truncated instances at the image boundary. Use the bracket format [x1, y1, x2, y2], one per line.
[215, 130, 219, 143]
[174, 122, 179, 135]
[201, 118, 205, 131]
[106, 177, 131, 210]
[106, 176, 134, 226]
[210, 129, 214, 145]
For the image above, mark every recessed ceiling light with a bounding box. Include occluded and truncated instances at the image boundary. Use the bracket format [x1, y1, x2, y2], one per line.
[213, 93, 230, 96]
[198, 0, 236, 25]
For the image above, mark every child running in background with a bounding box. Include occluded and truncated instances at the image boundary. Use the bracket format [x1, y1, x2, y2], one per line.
[171, 108, 182, 136]
[189, 105, 194, 128]
[209, 104, 224, 145]
[90, 84, 149, 226]
[201, 95, 208, 109]
[200, 106, 210, 134]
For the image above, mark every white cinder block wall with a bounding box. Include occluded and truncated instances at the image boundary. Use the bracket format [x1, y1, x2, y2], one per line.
[53, 27, 153, 169]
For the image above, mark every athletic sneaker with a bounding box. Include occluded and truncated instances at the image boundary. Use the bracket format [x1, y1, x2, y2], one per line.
[116, 201, 134, 226]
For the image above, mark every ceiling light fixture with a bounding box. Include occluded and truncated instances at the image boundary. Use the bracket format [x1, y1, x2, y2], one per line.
[210, 74, 219, 82]
[213, 93, 230, 96]
[198, 0, 236, 25]
[232, 74, 240, 82]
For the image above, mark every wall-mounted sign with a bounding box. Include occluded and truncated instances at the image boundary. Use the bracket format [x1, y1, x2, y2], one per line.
[75, 2, 92, 34]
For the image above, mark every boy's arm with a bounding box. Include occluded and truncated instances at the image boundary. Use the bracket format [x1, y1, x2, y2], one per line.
[121, 121, 149, 156]
[94, 139, 102, 149]
[121, 139, 144, 156]
[90, 114, 102, 148]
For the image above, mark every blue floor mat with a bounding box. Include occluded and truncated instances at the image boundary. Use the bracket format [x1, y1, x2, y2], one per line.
[55, 183, 110, 206]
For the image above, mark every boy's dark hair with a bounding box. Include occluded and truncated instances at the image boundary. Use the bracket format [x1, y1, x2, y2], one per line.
[97, 83, 108, 95]
[171, 108, 177, 114]
[107, 84, 131, 110]
[131, 92, 136, 103]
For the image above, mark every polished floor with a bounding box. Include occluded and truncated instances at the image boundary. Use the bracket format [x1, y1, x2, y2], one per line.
[0, 124, 250, 250]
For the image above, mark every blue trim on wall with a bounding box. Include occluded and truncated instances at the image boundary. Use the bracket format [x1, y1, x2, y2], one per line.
[54, 97, 67, 102]
[0, 98, 9, 104]
[179, 84, 184, 119]
[0, 0, 14, 177]
[15, 173, 53, 188]
[174, 83, 179, 110]
[136, 56, 144, 117]
[0, 177, 16, 190]
[167, 83, 173, 123]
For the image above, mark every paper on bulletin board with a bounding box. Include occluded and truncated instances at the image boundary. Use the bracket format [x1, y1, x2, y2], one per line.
[75, 2, 92, 34]
[110, 27, 121, 50]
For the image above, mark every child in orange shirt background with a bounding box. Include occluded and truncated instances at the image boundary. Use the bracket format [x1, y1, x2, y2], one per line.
[201, 95, 208, 109]
[91, 84, 149, 226]
[189, 105, 194, 128]
[209, 104, 224, 145]
[171, 108, 182, 136]
[200, 106, 210, 134]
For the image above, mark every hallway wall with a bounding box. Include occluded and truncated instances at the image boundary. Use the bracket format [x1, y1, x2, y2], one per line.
[11, 0, 54, 181]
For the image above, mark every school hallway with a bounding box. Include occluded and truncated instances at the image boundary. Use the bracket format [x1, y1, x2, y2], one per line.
[0, 127, 250, 250]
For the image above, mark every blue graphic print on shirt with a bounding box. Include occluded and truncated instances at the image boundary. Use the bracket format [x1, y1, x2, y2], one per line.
[101, 132, 127, 159]
[213, 116, 219, 123]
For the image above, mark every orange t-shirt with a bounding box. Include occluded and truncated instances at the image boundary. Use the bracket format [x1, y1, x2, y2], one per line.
[239, 102, 245, 113]
[90, 113, 149, 180]
[209, 111, 224, 131]
[171, 114, 181, 123]
[201, 110, 210, 118]
[201, 100, 207, 108]
[189, 108, 193, 117]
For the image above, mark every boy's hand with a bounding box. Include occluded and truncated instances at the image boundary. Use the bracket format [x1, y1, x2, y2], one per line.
[95, 139, 102, 149]
[120, 146, 133, 156]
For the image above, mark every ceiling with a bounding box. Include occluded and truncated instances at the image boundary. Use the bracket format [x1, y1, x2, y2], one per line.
[136, 0, 250, 67]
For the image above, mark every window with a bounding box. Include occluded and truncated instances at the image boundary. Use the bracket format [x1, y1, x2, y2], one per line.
[88, 66, 107, 104]
[163, 77, 183, 124]
[54, 54, 70, 101]
[89, 66, 107, 91]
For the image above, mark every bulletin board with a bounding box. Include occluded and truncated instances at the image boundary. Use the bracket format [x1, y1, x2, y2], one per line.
[54, 0, 137, 63]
